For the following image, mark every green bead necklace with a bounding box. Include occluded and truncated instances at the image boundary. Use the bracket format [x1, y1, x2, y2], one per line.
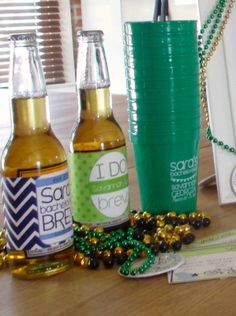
[73, 224, 156, 275]
[0, 210, 211, 276]
[199, 0, 236, 153]
[73, 210, 211, 276]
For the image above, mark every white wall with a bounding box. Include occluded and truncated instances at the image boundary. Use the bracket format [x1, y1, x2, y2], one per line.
[81, 0, 125, 95]
[81, 0, 198, 95]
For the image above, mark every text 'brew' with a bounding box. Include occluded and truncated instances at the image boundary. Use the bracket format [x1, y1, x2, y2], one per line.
[69, 30, 130, 229]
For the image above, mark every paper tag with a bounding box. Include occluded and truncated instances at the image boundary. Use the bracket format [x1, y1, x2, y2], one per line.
[119, 253, 184, 279]
[182, 228, 236, 250]
[168, 240, 236, 283]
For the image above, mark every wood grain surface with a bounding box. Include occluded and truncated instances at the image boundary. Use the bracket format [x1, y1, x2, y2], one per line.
[1, 92, 236, 316]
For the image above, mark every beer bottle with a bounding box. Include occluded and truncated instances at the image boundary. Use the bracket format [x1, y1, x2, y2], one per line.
[69, 30, 130, 230]
[1, 33, 73, 279]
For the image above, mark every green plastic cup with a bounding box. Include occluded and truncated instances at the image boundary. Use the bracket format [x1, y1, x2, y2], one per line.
[127, 100, 200, 115]
[124, 20, 197, 35]
[127, 93, 200, 111]
[127, 105, 200, 119]
[123, 21, 200, 214]
[125, 63, 199, 78]
[127, 86, 199, 101]
[129, 125, 200, 143]
[123, 33, 197, 48]
[128, 111, 200, 124]
[124, 46, 198, 59]
[125, 53, 199, 69]
[127, 98, 200, 113]
[131, 130, 200, 214]
[126, 77, 199, 91]
[128, 118, 201, 135]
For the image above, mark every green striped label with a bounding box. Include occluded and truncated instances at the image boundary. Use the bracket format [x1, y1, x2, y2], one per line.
[89, 174, 129, 195]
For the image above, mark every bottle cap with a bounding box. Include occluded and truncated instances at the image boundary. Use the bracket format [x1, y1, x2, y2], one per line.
[9, 33, 37, 46]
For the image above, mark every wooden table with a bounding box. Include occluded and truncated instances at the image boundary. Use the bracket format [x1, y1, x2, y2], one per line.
[1, 92, 236, 316]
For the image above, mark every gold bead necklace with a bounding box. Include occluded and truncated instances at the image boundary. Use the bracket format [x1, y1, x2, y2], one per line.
[199, 0, 236, 152]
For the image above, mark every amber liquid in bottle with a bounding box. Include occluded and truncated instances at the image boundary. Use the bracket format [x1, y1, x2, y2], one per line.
[69, 87, 130, 229]
[69, 30, 130, 229]
[1, 96, 73, 279]
[71, 87, 125, 152]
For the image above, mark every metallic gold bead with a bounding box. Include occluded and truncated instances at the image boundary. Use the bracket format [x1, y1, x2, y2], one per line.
[165, 233, 173, 240]
[197, 211, 211, 220]
[80, 256, 90, 268]
[183, 224, 191, 233]
[94, 227, 104, 233]
[0, 230, 5, 239]
[140, 251, 147, 258]
[81, 225, 91, 231]
[167, 212, 177, 218]
[132, 213, 141, 225]
[134, 213, 141, 219]
[171, 234, 181, 241]
[113, 247, 124, 255]
[156, 215, 165, 221]
[0, 238, 6, 250]
[143, 211, 152, 219]
[164, 224, 174, 233]
[178, 214, 187, 220]
[167, 236, 178, 245]
[0, 253, 8, 269]
[103, 250, 111, 258]
[126, 249, 134, 256]
[174, 226, 184, 235]
[73, 252, 85, 264]
[130, 216, 136, 227]
[143, 234, 152, 244]
[89, 237, 99, 245]
[153, 233, 159, 243]
[156, 220, 165, 228]
[157, 230, 167, 240]
[188, 212, 197, 221]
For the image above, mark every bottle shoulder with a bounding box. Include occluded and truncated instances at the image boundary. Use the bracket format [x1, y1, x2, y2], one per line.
[70, 117, 126, 152]
[1, 131, 67, 174]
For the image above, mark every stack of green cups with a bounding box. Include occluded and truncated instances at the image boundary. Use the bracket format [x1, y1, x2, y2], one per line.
[123, 21, 200, 215]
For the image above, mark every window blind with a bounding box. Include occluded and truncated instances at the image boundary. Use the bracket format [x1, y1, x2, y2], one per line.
[0, 0, 67, 87]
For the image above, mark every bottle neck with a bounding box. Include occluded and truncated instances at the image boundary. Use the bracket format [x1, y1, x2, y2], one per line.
[9, 35, 50, 136]
[11, 95, 51, 136]
[9, 44, 46, 99]
[79, 86, 113, 119]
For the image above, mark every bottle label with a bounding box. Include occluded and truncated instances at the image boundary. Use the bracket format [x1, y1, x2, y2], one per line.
[2, 168, 73, 258]
[68, 146, 130, 227]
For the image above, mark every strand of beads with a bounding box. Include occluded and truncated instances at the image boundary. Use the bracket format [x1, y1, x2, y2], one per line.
[0, 230, 8, 269]
[198, 0, 236, 154]
[129, 211, 211, 253]
[73, 225, 155, 276]
[73, 210, 211, 276]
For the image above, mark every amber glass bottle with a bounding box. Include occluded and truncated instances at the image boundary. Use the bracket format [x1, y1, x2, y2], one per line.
[69, 30, 130, 230]
[1, 33, 73, 279]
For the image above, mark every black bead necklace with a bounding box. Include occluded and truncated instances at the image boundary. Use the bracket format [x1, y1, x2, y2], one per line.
[0, 210, 211, 276]
[73, 210, 211, 276]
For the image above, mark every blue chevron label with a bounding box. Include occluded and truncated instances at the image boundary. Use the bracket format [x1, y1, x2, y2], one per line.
[3, 168, 73, 258]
